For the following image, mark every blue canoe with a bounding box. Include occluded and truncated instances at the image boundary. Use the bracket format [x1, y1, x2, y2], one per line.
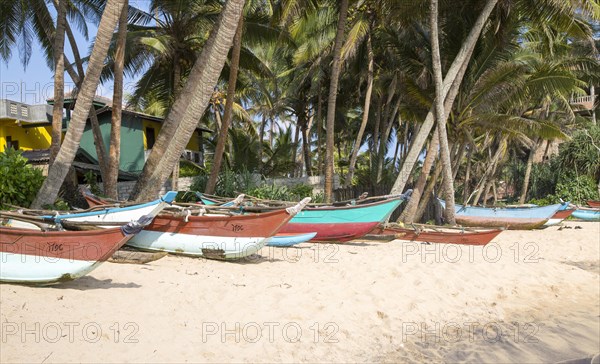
[267, 232, 318, 247]
[572, 209, 600, 221]
[46, 191, 178, 225]
[439, 199, 563, 229]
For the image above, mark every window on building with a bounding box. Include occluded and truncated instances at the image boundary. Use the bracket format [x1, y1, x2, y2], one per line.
[9, 103, 17, 115]
[5, 136, 18, 150]
[146, 127, 156, 149]
[21, 105, 28, 117]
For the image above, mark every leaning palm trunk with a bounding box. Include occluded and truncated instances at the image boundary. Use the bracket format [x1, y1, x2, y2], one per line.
[49, 0, 66, 165]
[473, 136, 507, 204]
[105, 0, 128, 200]
[324, 0, 349, 203]
[390, 0, 499, 196]
[129, 0, 245, 201]
[415, 158, 443, 222]
[205, 16, 244, 194]
[31, 0, 126, 208]
[400, 130, 439, 223]
[519, 138, 538, 204]
[345, 31, 374, 187]
[376, 96, 401, 183]
[430, 0, 456, 225]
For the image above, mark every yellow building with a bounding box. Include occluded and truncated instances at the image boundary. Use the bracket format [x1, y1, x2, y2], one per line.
[0, 99, 52, 152]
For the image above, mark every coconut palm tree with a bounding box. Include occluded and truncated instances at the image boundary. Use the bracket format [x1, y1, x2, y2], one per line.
[105, 0, 128, 199]
[129, 0, 246, 201]
[324, 0, 349, 202]
[32, 0, 127, 208]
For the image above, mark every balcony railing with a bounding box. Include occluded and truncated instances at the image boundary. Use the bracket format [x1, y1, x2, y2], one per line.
[570, 95, 596, 111]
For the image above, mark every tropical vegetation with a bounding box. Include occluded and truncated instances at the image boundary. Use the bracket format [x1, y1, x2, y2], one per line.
[1, 0, 598, 224]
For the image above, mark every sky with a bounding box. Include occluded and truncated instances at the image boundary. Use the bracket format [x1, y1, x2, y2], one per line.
[0, 1, 150, 105]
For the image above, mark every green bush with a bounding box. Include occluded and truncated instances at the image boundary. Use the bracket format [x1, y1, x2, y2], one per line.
[189, 168, 256, 197]
[0, 149, 45, 208]
[179, 160, 204, 177]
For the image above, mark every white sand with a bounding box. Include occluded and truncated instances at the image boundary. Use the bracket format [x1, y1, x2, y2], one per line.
[1, 221, 598, 363]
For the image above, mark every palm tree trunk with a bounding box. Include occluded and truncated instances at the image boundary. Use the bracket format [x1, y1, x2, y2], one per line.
[345, 31, 374, 187]
[473, 136, 506, 204]
[400, 130, 440, 223]
[205, 16, 244, 194]
[258, 114, 266, 172]
[462, 145, 473, 203]
[371, 97, 383, 161]
[292, 123, 301, 177]
[415, 158, 443, 222]
[105, 0, 128, 199]
[49, 0, 66, 165]
[519, 139, 538, 204]
[130, 0, 244, 200]
[32, 0, 126, 208]
[324, 0, 349, 203]
[430, 0, 456, 225]
[390, 0, 499, 196]
[377, 96, 401, 182]
[302, 116, 313, 176]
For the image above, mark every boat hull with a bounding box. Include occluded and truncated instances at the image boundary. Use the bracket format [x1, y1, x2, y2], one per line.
[279, 198, 403, 241]
[572, 209, 600, 221]
[281, 221, 380, 242]
[544, 209, 575, 226]
[455, 216, 548, 230]
[267, 232, 317, 247]
[0, 227, 130, 284]
[439, 200, 561, 230]
[368, 225, 502, 245]
[587, 200, 600, 208]
[127, 209, 294, 259]
[51, 192, 177, 227]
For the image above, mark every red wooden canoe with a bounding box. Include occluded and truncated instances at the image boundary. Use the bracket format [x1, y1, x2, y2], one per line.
[587, 200, 600, 208]
[0, 226, 134, 284]
[367, 224, 502, 246]
[126, 204, 304, 259]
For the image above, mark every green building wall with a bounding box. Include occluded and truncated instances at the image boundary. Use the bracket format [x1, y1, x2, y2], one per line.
[78, 113, 146, 174]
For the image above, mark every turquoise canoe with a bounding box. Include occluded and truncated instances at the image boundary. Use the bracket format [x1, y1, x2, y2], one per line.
[572, 209, 600, 221]
[199, 193, 405, 242]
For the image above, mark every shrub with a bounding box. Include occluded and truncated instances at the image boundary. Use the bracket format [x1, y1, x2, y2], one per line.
[0, 149, 45, 208]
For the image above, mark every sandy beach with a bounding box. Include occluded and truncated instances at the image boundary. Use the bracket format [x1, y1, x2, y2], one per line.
[1, 220, 598, 363]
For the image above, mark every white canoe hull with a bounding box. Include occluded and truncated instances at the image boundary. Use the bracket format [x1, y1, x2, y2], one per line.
[127, 230, 268, 260]
[0, 252, 102, 284]
[544, 218, 563, 226]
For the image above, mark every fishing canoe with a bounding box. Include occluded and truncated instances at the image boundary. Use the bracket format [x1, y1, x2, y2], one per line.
[267, 232, 317, 247]
[279, 197, 404, 242]
[438, 199, 562, 230]
[0, 216, 154, 285]
[50, 191, 178, 226]
[587, 200, 600, 208]
[126, 199, 310, 259]
[367, 224, 502, 246]
[572, 208, 600, 221]
[199, 193, 406, 242]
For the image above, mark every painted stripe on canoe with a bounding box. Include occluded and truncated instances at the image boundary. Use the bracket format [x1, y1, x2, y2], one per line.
[127, 230, 268, 259]
[267, 232, 318, 247]
[0, 253, 103, 284]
